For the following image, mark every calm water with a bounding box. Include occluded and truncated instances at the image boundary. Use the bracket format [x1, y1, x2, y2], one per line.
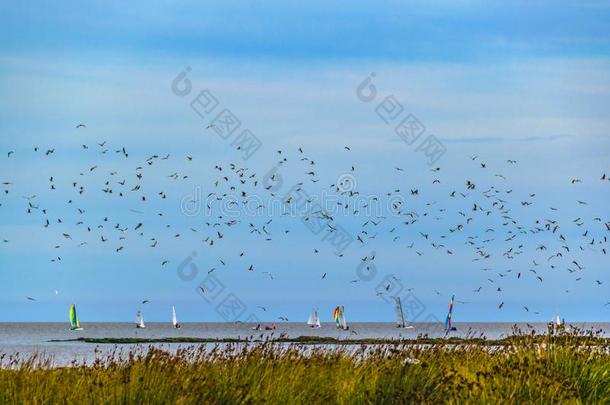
[1, 322, 608, 367]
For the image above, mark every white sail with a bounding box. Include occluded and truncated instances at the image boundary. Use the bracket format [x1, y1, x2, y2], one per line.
[307, 308, 321, 328]
[395, 297, 405, 328]
[172, 306, 178, 327]
[307, 309, 315, 325]
[136, 310, 145, 328]
[339, 306, 348, 330]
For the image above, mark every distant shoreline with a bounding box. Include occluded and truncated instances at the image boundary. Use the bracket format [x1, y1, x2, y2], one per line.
[49, 334, 610, 346]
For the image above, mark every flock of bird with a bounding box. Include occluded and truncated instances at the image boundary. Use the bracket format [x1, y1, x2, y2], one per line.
[2, 123, 609, 320]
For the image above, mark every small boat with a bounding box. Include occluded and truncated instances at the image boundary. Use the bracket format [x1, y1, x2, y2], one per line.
[265, 323, 276, 331]
[69, 304, 83, 331]
[333, 306, 348, 330]
[394, 297, 414, 329]
[251, 324, 262, 331]
[172, 306, 181, 329]
[551, 313, 566, 329]
[135, 310, 146, 329]
[445, 294, 457, 332]
[307, 308, 321, 328]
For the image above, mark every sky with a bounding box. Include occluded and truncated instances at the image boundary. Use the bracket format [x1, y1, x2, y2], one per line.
[1, 1, 609, 323]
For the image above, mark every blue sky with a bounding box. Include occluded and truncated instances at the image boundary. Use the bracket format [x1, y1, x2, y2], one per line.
[1, 1, 609, 323]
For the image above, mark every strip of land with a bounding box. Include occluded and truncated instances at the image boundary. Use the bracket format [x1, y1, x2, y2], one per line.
[50, 334, 610, 346]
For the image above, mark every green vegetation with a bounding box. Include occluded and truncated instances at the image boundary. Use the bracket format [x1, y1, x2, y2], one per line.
[51, 328, 610, 347]
[3, 328, 610, 404]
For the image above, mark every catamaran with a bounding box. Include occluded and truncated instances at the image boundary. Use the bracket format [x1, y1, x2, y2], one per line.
[394, 297, 414, 329]
[135, 310, 146, 329]
[69, 304, 83, 331]
[445, 294, 457, 332]
[307, 308, 321, 328]
[333, 306, 348, 330]
[172, 306, 181, 329]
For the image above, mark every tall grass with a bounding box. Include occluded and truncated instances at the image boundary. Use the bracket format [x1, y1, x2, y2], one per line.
[0, 328, 608, 404]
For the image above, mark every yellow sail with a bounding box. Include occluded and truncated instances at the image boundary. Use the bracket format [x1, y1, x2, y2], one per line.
[69, 304, 80, 329]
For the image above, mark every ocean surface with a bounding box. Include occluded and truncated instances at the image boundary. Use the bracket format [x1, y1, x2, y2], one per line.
[1, 322, 608, 367]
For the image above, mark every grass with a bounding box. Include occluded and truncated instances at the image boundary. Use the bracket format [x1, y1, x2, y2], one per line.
[2, 327, 609, 404]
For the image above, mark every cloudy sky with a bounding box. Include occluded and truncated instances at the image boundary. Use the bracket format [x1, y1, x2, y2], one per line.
[1, 1, 609, 323]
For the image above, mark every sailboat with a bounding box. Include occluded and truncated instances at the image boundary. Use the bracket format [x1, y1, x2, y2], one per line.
[552, 313, 565, 328]
[444, 294, 457, 332]
[172, 306, 181, 329]
[69, 304, 83, 331]
[394, 297, 414, 329]
[135, 310, 146, 329]
[307, 308, 321, 328]
[333, 306, 348, 330]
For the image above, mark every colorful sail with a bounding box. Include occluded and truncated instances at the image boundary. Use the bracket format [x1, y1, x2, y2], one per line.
[333, 306, 341, 327]
[69, 304, 81, 330]
[445, 294, 455, 331]
[334, 306, 347, 330]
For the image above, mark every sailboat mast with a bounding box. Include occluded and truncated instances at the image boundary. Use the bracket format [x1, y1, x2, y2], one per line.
[395, 297, 405, 327]
[445, 294, 455, 331]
